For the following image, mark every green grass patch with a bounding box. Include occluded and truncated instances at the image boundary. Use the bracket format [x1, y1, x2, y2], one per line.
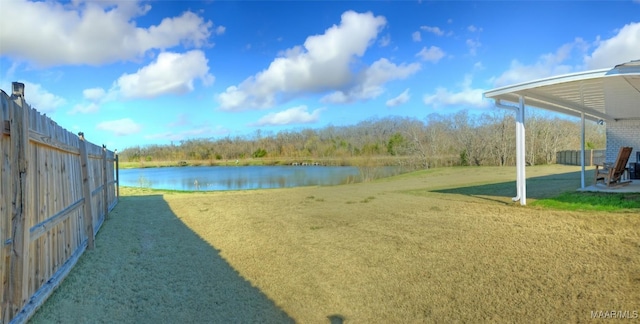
[532, 192, 640, 212]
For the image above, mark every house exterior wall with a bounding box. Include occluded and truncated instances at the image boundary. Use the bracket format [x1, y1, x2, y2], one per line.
[606, 120, 640, 164]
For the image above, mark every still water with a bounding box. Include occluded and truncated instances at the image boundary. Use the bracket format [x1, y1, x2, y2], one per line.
[119, 165, 388, 191]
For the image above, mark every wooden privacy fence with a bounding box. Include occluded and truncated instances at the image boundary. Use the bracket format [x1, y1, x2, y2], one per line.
[556, 149, 605, 166]
[1, 83, 119, 323]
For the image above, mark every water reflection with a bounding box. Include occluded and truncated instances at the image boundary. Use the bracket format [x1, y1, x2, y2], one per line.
[119, 166, 399, 191]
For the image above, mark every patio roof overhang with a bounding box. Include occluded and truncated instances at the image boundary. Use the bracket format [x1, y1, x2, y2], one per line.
[483, 60, 640, 205]
[485, 60, 640, 122]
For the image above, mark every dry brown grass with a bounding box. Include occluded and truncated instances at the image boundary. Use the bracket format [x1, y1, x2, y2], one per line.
[31, 165, 640, 323]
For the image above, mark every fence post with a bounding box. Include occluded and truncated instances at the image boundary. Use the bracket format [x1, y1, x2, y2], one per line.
[115, 150, 120, 200]
[7, 84, 31, 319]
[102, 145, 108, 219]
[78, 133, 95, 250]
[568, 151, 572, 165]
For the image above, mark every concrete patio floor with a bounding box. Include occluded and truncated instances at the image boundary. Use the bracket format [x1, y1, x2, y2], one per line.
[578, 180, 640, 193]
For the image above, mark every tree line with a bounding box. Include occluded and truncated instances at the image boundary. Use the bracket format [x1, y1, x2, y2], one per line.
[118, 109, 605, 169]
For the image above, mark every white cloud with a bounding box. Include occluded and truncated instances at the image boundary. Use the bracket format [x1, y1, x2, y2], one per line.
[423, 75, 489, 109]
[168, 114, 190, 127]
[70, 102, 100, 114]
[69, 85, 118, 114]
[416, 46, 445, 63]
[420, 26, 444, 36]
[423, 87, 488, 109]
[3, 62, 20, 81]
[0, 0, 213, 66]
[412, 31, 422, 42]
[19, 81, 67, 113]
[114, 50, 213, 99]
[82, 87, 106, 101]
[493, 38, 587, 86]
[467, 25, 482, 33]
[96, 118, 142, 136]
[386, 89, 410, 107]
[68, 51, 211, 113]
[466, 39, 481, 56]
[215, 25, 226, 35]
[321, 58, 420, 104]
[494, 59, 571, 87]
[379, 34, 391, 47]
[252, 106, 324, 126]
[70, 0, 151, 17]
[584, 22, 640, 69]
[491, 22, 638, 88]
[216, 11, 387, 111]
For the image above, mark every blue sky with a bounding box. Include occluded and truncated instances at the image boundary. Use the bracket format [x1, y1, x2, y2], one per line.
[1, 0, 639, 150]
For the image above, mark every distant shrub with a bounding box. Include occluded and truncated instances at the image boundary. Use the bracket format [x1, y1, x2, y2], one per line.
[252, 148, 267, 158]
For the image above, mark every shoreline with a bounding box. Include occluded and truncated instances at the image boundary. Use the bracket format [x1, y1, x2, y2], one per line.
[117, 156, 422, 169]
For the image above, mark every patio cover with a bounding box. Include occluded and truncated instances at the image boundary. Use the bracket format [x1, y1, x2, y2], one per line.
[483, 60, 640, 205]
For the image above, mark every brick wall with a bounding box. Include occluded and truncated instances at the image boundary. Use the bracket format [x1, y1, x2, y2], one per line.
[606, 120, 640, 163]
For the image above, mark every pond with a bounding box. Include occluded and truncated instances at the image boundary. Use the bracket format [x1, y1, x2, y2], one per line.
[119, 165, 399, 191]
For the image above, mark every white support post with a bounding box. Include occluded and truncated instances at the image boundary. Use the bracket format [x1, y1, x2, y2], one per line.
[579, 83, 586, 189]
[495, 98, 526, 205]
[580, 112, 586, 188]
[518, 96, 526, 205]
[513, 107, 522, 203]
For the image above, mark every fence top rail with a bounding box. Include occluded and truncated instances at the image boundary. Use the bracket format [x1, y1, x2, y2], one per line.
[557, 149, 605, 153]
[1, 89, 116, 157]
[29, 129, 81, 155]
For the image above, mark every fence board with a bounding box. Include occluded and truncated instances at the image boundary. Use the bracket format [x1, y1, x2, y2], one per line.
[1, 84, 118, 323]
[556, 149, 605, 166]
[1, 96, 10, 324]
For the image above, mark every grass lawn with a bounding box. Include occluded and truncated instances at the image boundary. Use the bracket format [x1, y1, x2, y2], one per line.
[30, 165, 640, 323]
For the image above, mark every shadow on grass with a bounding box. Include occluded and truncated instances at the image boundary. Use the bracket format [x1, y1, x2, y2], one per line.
[30, 195, 294, 324]
[432, 169, 589, 200]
